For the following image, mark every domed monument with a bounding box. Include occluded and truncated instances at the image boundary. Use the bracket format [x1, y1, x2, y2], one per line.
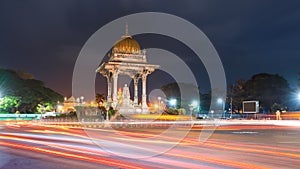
[96, 25, 159, 114]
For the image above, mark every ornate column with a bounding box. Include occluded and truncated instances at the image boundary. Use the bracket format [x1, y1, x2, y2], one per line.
[141, 73, 147, 109]
[133, 76, 139, 107]
[112, 71, 119, 108]
[106, 74, 112, 108]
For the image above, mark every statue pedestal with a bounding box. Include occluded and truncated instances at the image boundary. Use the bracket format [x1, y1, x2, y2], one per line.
[119, 107, 135, 114]
[118, 107, 148, 114]
[117, 84, 149, 114]
[104, 120, 111, 128]
[141, 107, 148, 114]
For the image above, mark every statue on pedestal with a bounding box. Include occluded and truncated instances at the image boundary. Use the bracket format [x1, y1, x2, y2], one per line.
[122, 84, 130, 107]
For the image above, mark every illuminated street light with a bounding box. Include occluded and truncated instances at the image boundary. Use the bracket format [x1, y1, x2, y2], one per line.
[169, 99, 177, 108]
[210, 110, 215, 118]
[190, 100, 199, 119]
[191, 100, 198, 108]
[57, 105, 63, 113]
[80, 96, 84, 104]
[217, 98, 225, 118]
[157, 97, 162, 112]
[217, 98, 223, 104]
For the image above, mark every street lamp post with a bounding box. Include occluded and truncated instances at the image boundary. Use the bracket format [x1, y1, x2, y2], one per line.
[189, 106, 193, 120]
[191, 100, 198, 118]
[80, 96, 84, 105]
[158, 97, 161, 113]
[106, 109, 109, 121]
[217, 98, 225, 118]
[230, 97, 233, 118]
[210, 110, 214, 118]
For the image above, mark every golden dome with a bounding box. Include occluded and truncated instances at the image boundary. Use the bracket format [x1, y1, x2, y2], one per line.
[112, 36, 140, 54]
[112, 24, 140, 54]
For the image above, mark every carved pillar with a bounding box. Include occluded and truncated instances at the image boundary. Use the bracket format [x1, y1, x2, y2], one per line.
[142, 74, 147, 108]
[133, 76, 139, 106]
[106, 74, 112, 108]
[112, 71, 118, 108]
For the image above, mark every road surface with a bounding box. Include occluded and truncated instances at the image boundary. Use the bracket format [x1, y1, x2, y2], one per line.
[1, 121, 300, 169]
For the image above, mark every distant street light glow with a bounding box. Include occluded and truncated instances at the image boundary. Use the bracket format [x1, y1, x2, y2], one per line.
[57, 105, 62, 110]
[169, 99, 177, 107]
[217, 98, 223, 104]
[217, 98, 225, 115]
[191, 100, 198, 108]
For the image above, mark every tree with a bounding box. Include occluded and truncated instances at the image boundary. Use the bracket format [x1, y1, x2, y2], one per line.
[95, 93, 105, 106]
[229, 79, 247, 112]
[230, 73, 291, 113]
[95, 93, 107, 118]
[108, 107, 115, 120]
[161, 82, 180, 105]
[0, 96, 21, 113]
[246, 73, 290, 111]
[36, 102, 54, 113]
[199, 93, 211, 111]
[161, 83, 200, 109]
[0, 69, 63, 113]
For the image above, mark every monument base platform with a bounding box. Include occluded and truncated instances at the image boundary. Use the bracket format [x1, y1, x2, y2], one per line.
[118, 106, 148, 115]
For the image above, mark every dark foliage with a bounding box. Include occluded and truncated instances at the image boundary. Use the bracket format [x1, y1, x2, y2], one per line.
[0, 69, 63, 113]
[230, 73, 291, 112]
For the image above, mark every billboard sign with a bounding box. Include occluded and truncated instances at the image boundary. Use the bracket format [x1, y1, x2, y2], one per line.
[243, 101, 259, 113]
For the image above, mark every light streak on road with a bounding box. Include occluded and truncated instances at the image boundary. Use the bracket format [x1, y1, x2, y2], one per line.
[1, 121, 300, 168]
[0, 141, 146, 169]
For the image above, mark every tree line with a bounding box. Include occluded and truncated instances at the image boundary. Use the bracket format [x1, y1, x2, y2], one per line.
[1, 68, 296, 114]
[161, 73, 297, 113]
[0, 69, 63, 113]
[229, 73, 292, 113]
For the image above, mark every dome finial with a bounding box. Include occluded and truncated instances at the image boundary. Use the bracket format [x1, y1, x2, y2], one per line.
[125, 23, 129, 36]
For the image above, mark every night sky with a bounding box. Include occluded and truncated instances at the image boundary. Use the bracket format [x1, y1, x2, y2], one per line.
[1, 0, 300, 97]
